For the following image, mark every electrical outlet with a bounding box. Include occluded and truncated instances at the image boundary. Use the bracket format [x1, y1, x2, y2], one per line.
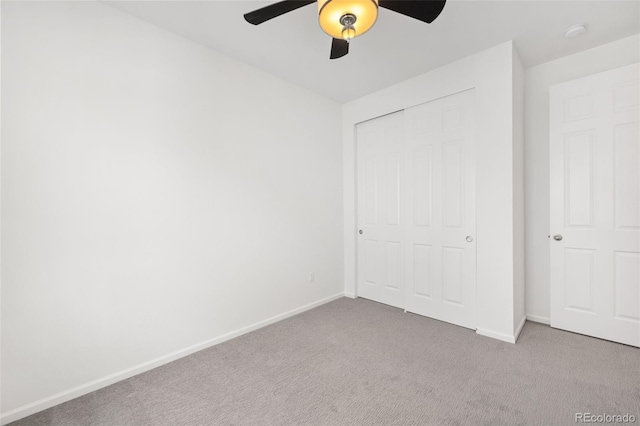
[308, 271, 315, 282]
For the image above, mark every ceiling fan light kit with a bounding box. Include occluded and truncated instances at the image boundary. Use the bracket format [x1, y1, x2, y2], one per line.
[244, 0, 447, 59]
[318, 0, 378, 40]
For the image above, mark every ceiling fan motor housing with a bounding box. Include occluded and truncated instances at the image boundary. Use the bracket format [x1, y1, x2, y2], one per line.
[318, 0, 379, 39]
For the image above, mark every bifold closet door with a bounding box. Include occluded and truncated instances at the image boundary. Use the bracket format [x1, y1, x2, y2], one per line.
[356, 111, 405, 309]
[403, 90, 477, 330]
[550, 63, 639, 347]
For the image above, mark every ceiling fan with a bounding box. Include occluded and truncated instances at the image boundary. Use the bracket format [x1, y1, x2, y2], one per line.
[244, 0, 446, 59]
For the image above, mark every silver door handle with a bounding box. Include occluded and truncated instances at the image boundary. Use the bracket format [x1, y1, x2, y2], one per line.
[466, 236, 473, 242]
[553, 234, 563, 241]
[359, 229, 363, 235]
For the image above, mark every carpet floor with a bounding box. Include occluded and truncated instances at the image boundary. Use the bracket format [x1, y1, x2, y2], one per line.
[10, 297, 640, 426]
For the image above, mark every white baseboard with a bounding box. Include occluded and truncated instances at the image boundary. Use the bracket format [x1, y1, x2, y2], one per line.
[514, 316, 526, 343]
[526, 314, 550, 325]
[476, 316, 527, 344]
[344, 292, 356, 299]
[0, 292, 345, 425]
[476, 327, 517, 344]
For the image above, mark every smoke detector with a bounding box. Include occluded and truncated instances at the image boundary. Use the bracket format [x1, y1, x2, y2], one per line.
[565, 24, 587, 38]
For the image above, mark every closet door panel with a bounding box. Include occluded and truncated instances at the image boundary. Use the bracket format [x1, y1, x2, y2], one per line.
[404, 90, 477, 329]
[356, 111, 405, 308]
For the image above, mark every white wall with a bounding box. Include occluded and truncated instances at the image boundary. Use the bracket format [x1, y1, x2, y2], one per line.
[0, 2, 3, 415]
[512, 46, 526, 336]
[524, 34, 640, 323]
[1, 1, 343, 422]
[343, 41, 523, 343]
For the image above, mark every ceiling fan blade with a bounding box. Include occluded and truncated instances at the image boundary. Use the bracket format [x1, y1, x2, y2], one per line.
[330, 38, 349, 59]
[378, 0, 446, 24]
[244, 0, 316, 25]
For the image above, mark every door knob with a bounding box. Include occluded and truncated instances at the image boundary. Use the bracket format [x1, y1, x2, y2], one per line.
[553, 234, 563, 241]
[466, 236, 473, 242]
[359, 230, 363, 235]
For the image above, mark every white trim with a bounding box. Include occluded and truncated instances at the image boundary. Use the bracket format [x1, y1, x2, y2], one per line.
[0, 293, 345, 425]
[526, 314, 550, 325]
[344, 292, 356, 299]
[476, 327, 518, 344]
[514, 316, 527, 343]
[476, 317, 526, 344]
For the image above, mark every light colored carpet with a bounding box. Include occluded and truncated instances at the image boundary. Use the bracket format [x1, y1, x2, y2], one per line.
[10, 297, 640, 425]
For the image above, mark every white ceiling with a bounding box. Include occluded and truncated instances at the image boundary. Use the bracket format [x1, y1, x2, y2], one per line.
[106, 0, 640, 102]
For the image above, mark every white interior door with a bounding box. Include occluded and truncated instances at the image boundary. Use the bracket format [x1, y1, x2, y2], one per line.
[356, 111, 405, 308]
[403, 90, 477, 329]
[550, 63, 640, 347]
